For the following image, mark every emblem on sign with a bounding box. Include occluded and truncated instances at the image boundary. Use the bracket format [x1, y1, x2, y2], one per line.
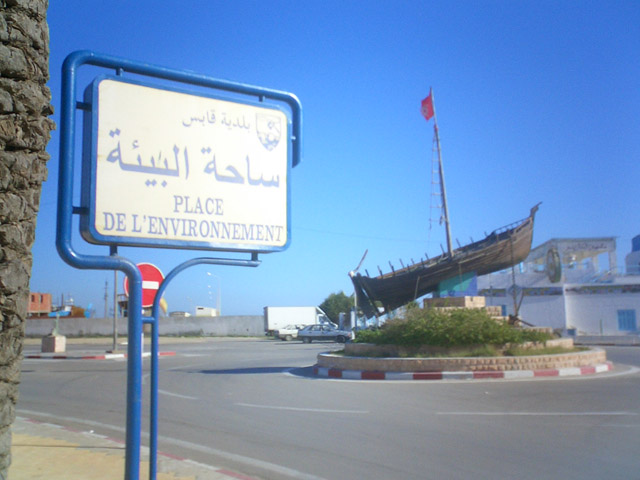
[256, 113, 281, 151]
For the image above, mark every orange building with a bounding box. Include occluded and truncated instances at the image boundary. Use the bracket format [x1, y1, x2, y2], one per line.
[28, 292, 52, 316]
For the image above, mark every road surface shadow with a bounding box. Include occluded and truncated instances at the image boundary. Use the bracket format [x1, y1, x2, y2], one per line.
[198, 366, 293, 375]
[197, 365, 317, 377]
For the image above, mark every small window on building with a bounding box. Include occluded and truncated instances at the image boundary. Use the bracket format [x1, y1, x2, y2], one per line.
[617, 309, 637, 332]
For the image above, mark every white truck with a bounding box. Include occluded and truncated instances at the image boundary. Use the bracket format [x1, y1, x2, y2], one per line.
[195, 306, 218, 316]
[263, 306, 336, 336]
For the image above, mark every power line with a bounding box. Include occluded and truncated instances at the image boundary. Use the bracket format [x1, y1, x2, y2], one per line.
[294, 226, 442, 244]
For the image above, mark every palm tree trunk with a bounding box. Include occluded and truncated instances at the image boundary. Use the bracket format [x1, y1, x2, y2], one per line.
[0, 1, 54, 476]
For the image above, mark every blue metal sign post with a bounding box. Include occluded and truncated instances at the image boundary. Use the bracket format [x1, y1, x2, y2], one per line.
[56, 51, 301, 480]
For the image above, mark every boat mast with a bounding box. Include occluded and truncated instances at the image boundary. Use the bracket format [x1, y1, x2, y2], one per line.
[430, 89, 454, 257]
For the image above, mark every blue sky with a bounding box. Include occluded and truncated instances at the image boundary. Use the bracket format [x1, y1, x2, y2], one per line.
[31, 1, 639, 316]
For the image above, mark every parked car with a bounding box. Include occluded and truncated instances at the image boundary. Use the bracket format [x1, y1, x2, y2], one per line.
[274, 324, 306, 341]
[298, 324, 353, 343]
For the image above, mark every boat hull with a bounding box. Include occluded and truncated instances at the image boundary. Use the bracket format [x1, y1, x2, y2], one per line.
[351, 205, 539, 318]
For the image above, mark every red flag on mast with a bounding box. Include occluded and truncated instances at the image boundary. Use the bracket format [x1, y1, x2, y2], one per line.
[421, 91, 434, 121]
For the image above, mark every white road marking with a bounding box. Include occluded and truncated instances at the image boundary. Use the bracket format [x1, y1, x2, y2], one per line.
[236, 403, 368, 414]
[158, 389, 198, 400]
[141, 372, 197, 399]
[437, 411, 638, 416]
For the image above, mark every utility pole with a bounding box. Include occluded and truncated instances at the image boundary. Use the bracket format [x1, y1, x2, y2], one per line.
[112, 270, 119, 352]
[104, 280, 108, 318]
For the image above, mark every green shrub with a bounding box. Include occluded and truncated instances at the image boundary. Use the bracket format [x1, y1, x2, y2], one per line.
[354, 307, 552, 347]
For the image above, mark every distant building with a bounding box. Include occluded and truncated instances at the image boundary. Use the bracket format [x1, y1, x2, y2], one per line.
[195, 306, 218, 317]
[117, 294, 170, 318]
[478, 237, 640, 335]
[28, 292, 52, 316]
[625, 235, 640, 275]
[117, 293, 129, 317]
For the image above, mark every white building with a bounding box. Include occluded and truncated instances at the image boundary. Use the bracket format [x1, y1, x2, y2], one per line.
[478, 237, 640, 335]
[625, 235, 640, 275]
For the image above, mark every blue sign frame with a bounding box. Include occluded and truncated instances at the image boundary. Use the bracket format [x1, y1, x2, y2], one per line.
[56, 50, 301, 480]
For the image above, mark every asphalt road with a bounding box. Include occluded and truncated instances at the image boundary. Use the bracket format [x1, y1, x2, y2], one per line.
[18, 340, 640, 480]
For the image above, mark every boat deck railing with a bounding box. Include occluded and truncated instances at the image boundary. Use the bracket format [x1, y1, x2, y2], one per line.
[488, 203, 540, 237]
[488, 214, 531, 237]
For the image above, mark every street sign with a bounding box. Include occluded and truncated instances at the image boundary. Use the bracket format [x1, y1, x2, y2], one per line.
[57, 51, 301, 480]
[124, 262, 164, 308]
[80, 76, 292, 253]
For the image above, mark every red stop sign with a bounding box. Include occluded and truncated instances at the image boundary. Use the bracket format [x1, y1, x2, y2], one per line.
[123, 263, 164, 308]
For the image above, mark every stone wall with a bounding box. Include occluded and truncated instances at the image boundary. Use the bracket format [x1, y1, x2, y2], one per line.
[0, 1, 54, 475]
[575, 335, 640, 346]
[25, 315, 265, 337]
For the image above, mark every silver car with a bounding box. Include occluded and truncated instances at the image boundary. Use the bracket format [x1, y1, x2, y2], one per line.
[298, 324, 352, 343]
[274, 324, 306, 341]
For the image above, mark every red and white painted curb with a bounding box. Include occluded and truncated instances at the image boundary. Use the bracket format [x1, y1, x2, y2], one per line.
[24, 351, 176, 360]
[312, 362, 613, 381]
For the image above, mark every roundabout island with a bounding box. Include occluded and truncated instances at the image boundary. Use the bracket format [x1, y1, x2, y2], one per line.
[313, 299, 612, 381]
[314, 338, 612, 381]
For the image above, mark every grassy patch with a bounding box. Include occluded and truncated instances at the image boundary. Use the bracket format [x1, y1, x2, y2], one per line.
[355, 307, 552, 348]
[398, 346, 583, 358]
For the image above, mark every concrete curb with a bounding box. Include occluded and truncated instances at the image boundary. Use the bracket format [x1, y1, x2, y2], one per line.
[312, 361, 613, 381]
[24, 351, 176, 360]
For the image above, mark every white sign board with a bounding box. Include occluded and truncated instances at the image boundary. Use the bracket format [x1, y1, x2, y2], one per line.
[81, 76, 290, 252]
